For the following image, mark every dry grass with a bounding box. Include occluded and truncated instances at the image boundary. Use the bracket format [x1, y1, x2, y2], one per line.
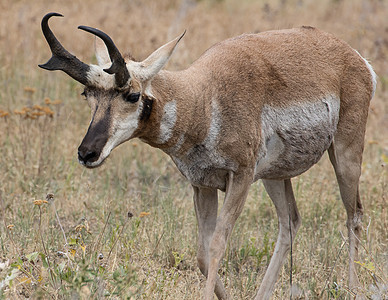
[0, 0, 387, 299]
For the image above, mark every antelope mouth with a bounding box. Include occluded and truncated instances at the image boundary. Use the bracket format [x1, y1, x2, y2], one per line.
[79, 159, 106, 169]
[77, 149, 109, 169]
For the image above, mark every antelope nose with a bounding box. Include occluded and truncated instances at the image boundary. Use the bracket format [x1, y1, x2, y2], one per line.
[78, 147, 98, 165]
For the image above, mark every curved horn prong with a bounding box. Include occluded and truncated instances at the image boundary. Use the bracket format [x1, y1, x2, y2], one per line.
[39, 12, 90, 86]
[78, 26, 130, 87]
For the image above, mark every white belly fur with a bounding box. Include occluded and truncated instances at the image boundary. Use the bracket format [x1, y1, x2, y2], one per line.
[254, 95, 340, 180]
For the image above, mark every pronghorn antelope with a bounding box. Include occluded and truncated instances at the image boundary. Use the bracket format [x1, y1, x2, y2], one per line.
[39, 12, 376, 299]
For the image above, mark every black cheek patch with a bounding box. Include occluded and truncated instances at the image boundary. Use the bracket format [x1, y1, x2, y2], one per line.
[140, 95, 154, 121]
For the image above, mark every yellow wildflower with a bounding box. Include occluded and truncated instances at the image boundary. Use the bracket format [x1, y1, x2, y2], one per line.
[69, 249, 76, 257]
[80, 244, 86, 255]
[52, 99, 62, 105]
[0, 110, 9, 117]
[75, 224, 85, 232]
[42, 106, 54, 117]
[19, 276, 32, 284]
[33, 199, 48, 206]
[24, 86, 36, 93]
[32, 112, 45, 117]
[44, 97, 51, 104]
[139, 212, 151, 218]
[14, 109, 25, 115]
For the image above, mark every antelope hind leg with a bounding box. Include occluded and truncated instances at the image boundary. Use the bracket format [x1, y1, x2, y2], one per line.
[328, 141, 365, 298]
[255, 179, 301, 300]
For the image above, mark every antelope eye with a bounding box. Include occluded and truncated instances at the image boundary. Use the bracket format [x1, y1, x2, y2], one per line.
[123, 92, 140, 103]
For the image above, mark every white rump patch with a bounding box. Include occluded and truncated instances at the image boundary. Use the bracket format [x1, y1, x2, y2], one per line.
[353, 49, 377, 98]
[158, 100, 177, 144]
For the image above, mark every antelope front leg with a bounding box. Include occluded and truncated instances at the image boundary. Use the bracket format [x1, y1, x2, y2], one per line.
[204, 171, 251, 300]
[193, 186, 230, 300]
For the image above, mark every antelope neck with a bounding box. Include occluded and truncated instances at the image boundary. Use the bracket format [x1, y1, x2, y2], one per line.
[138, 70, 211, 153]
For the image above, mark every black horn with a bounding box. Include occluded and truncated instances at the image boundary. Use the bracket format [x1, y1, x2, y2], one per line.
[39, 13, 90, 86]
[78, 26, 130, 88]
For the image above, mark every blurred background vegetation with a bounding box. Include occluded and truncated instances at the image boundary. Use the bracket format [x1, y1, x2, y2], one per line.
[0, 0, 387, 299]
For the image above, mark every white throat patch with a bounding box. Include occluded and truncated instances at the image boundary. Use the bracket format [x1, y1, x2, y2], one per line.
[204, 98, 221, 148]
[158, 100, 177, 144]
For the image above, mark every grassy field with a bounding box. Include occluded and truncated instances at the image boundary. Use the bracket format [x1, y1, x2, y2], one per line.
[0, 0, 387, 299]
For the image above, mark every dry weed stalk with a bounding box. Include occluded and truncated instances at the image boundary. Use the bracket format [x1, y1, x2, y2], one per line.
[0, 192, 20, 257]
[106, 211, 134, 261]
[34, 198, 58, 291]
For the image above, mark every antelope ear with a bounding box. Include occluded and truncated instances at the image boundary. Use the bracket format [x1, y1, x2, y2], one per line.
[94, 36, 111, 66]
[129, 31, 185, 82]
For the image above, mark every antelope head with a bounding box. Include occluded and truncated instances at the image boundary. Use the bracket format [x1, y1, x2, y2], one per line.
[39, 13, 184, 168]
